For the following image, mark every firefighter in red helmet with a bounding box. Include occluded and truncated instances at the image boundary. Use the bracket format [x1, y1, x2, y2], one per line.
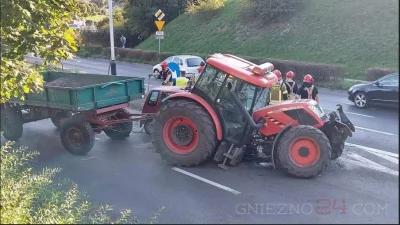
[268, 70, 288, 105]
[283, 71, 298, 100]
[296, 74, 319, 103]
[160, 61, 173, 86]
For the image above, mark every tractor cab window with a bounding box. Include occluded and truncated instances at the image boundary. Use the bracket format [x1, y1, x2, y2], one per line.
[192, 65, 227, 102]
[216, 77, 262, 144]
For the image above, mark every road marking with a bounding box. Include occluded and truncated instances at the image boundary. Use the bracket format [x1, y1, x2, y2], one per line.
[323, 108, 374, 118]
[341, 157, 398, 176]
[345, 143, 398, 165]
[172, 167, 241, 195]
[353, 126, 398, 136]
[341, 102, 354, 106]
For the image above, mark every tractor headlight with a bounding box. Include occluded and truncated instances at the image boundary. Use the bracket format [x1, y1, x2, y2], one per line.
[308, 105, 326, 118]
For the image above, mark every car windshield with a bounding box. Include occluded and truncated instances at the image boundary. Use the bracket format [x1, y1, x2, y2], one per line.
[186, 58, 203, 67]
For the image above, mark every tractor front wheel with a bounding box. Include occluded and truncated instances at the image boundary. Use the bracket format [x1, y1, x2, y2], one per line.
[152, 99, 217, 167]
[330, 142, 344, 160]
[277, 125, 331, 178]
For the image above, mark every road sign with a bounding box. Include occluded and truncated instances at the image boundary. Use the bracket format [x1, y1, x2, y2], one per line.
[154, 9, 165, 21]
[154, 21, 165, 31]
[156, 31, 164, 36]
[155, 35, 164, 40]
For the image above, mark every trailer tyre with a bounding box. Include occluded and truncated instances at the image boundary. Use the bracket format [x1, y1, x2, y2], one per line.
[143, 119, 154, 135]
[1, 107, 23, 141]
[103, 109, 133, 140]
[51, 111, 73, 129]
[152, 99, 217, 167]
[60, 116, 95, 155]
[277, 125, 331, 178]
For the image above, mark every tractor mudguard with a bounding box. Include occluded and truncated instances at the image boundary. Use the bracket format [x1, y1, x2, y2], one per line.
[270, 123, 293, 169]
[162, 92, 223, 141]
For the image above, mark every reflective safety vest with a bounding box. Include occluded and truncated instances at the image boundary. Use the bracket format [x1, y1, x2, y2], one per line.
[269, 81, 288, 104]
[176, 77, 190, 87]
[285, 81, 297, 100]
[304, 85, 314, 99]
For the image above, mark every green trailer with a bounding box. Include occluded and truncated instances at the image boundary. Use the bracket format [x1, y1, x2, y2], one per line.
[1, 71, 153, 155]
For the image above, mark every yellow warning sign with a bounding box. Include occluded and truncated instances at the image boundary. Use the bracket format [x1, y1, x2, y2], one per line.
[155, 20, 165, 31]
[154, 9, 165, 21]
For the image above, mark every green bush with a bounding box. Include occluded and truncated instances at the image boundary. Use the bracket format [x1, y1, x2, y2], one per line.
[0, 141, 163, 224]
[84, 44, 103, 55]
[242, 0, 302, 21]
[365, 67, 398, 81]
[186, 0, 228, 14]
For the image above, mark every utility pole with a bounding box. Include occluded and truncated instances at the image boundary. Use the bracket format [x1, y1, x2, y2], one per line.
[108, 0, 117, 75]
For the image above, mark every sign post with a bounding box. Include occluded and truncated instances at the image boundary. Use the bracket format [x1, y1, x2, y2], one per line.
[154, 9, 165, 53]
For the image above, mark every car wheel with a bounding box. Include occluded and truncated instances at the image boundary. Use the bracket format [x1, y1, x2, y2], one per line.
[354, 92, 368, 108]
[153, 69, 161, 79]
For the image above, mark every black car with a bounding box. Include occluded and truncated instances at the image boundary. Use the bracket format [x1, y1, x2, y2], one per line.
[348, 73, 399, 108]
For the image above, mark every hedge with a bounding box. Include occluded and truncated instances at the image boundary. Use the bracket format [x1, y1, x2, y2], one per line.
[80, 46, 346, 82]
[365, 67, 398, 81]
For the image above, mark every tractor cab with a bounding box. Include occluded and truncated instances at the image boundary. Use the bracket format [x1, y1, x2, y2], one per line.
[189, 54, 278, 145]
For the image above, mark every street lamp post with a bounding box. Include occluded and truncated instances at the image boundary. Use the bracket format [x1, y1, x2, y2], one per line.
[108, 0, 117, 75]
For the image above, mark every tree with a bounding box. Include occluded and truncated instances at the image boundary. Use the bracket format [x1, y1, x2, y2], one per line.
[0, 0, 81, 103]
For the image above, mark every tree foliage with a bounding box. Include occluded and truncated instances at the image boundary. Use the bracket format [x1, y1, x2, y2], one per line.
[186, 0, 227, 14]
[0, 141, 163, 224]
[0, 0, 81, 103]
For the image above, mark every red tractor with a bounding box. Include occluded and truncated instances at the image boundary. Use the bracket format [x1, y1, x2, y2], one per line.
[152, 54, 355, 178]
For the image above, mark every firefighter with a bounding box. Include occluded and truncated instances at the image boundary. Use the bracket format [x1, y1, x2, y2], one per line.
[160, 61, 173, 86]
[268, 70, 288, 105]
[283, 71, 298, 100]
[192, 61, 205, 84]
[296, 74, 320, 103]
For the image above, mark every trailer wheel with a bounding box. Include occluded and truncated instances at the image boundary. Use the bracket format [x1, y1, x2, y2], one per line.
[330, 142, 344, 160]
[51, 111, 73, 129]
[1, 107, 23, 141]
[277, 125, 331, 178]
[153, 99, 217, 167]
[103, 109, 133, 140]
[60, 116, 95, 155]
[143, 119, 154, 135]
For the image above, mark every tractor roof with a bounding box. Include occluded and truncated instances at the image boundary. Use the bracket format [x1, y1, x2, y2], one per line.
[206, 54, 278, 88]
[150, 86, 186, 93]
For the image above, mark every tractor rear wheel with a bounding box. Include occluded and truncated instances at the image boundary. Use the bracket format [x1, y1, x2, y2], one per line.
[152, 99, 217, 167]
[276, 125, 331, 178]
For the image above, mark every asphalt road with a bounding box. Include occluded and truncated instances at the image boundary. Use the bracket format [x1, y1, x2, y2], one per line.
[8, 56, 398, 223]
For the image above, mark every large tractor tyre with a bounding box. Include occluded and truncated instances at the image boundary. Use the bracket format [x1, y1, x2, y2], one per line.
[330, 142, 344, 160]
[60, 116, 95, 155]
[152, 99, 217, 167]
[103, 109, 133, 140]
[51, 111, 73, 129]
[143, 119, 154, 135]
[276, 125, 331, 178]
[1, 107, 24, 141]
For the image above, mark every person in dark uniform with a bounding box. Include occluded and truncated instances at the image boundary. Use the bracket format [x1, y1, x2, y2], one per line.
[283, 71, 298, 100]
[296, 74, 320, 103]
[160, 61, 173, 86]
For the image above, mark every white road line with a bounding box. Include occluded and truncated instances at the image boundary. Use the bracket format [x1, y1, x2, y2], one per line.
[346, 152, 390, 170]
[340, 157, 398, 176]
[341, 102, 354, 106]
[354, 126, 398, 136]
[345, 143, 399, 158]
[323, 108, 374, 118]
[172, 167, 241, 195]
